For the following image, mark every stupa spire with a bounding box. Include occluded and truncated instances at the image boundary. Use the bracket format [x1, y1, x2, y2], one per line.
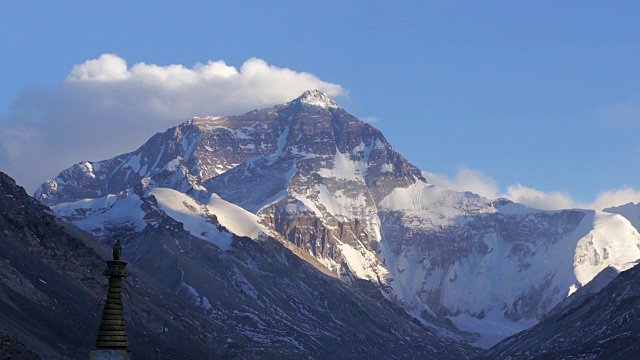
[90, 239, 132, 359]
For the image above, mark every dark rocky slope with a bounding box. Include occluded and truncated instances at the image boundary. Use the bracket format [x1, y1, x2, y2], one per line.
[0, 171, 230, 358]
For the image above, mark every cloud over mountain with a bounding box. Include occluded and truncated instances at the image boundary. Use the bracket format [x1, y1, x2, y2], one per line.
[424, 167, 640, 211]
[0, 54, 345, 191]
[422, 167, 501, 200]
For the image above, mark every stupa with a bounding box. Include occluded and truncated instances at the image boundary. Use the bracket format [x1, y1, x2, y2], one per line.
[90, 240, 132, 359]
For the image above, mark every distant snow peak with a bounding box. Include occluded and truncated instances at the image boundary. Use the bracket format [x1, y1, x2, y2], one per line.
[604, 202, 640, 232]
[295, 89, 339, 109]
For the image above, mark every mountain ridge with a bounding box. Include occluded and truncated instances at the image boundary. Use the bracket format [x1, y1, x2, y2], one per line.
[35, 91, 640, 348]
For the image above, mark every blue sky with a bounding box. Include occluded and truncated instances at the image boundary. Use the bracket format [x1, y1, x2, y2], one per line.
[1, 1, 639, 209]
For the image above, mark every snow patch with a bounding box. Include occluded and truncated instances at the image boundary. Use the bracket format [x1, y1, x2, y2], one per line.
[317, 151, 366, 182]
[150, 188, 232, 250]
[121, 153, 141, 173]
[380, 163, 393, 173]
[53, 191, 147, 236]
[285, 200, 310, 214]
[205, 193, 270, 240]
[181, 282, 212, 311]
[338, 243, 368, 279]
[79, 161, 96, 179]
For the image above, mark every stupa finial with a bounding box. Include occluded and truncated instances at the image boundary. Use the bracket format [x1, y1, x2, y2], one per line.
[113, 239, 122, 261]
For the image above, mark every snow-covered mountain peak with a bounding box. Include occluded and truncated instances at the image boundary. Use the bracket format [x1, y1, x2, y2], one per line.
[604, 202, 640, 233]
[35, 92, 640, 351]
[293, 89, 339, 109]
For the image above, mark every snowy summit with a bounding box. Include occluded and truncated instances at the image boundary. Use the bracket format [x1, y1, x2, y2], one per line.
[294, 89, 340, 109]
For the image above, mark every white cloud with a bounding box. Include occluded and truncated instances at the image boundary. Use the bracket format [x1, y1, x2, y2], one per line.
[504, 184, 577, 210]
[0, 54, 345, 192]
[423, 167, 500, 200]
[590, 187, 640, 210]
[68, 53, 130, 81]
[424, 167, 640, 211]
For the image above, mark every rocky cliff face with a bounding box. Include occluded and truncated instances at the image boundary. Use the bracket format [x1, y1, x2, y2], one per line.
[36, 90, 640, 348]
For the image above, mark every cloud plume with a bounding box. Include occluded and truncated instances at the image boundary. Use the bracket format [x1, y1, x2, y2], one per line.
[0, 54, 345, 192]
[424, 167, 640, 211]
[423, 167, 500, 200]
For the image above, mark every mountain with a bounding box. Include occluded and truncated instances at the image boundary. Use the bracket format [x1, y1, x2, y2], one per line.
[3, 170, 479, 359]
[604, 202, 640, 232]
[35, 90, 640, 348]
[483, 262, 640, 359]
